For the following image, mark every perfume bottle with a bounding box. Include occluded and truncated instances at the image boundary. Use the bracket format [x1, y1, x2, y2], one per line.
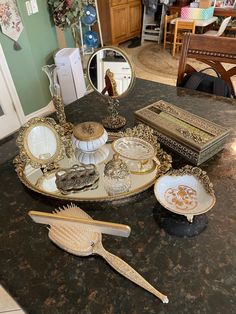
[103, 154, 131, 196]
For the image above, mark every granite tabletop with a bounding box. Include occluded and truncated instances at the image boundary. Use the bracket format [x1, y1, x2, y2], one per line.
[0, 79, 236, 314]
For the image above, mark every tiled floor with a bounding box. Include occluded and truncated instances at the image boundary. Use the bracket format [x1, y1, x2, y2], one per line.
[0, 286, 25, 314]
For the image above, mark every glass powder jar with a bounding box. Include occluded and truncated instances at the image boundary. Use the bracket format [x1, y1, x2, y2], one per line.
[103, 154, 131, 196]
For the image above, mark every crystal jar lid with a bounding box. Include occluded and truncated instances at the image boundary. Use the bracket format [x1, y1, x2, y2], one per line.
[73, 122, 104, 141]
[104, 154, 130, 179]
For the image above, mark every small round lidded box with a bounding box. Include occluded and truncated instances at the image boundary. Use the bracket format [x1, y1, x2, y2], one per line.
[72, 121, 108, 152]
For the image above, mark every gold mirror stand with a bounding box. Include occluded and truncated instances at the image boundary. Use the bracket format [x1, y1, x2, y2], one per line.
[102, 98, 126, 130]
[87, 47, 135, 131]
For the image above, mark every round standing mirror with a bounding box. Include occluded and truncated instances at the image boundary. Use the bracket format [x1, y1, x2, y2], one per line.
[87, 47, 135, 130]
[87, 47, 135, 98]
[16, 117, 66, 169]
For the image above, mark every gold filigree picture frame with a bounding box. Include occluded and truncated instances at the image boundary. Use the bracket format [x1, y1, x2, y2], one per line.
[16, 117, 66, 170]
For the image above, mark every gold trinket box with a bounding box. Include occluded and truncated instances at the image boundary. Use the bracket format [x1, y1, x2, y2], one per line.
[135, 100, 230, 165]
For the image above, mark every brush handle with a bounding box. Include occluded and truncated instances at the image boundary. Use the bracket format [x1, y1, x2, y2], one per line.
[93, 242, 168, 303]
[28, 211, 131, 238]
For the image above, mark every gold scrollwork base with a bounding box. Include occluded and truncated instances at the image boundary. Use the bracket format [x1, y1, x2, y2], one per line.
[102, 115, 127, 130]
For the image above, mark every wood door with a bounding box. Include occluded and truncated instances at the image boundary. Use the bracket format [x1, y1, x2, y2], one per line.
[110, 4, 129, 44]
[129, 1, 142, 36]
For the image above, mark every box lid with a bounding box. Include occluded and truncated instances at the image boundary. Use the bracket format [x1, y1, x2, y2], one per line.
[134, 100, 230, 153]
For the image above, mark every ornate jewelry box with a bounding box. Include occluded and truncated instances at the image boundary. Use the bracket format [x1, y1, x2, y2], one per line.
[135, 100, 230, 165]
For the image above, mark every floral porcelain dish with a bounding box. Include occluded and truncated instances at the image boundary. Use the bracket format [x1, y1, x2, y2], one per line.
[154, 165, 216, 222]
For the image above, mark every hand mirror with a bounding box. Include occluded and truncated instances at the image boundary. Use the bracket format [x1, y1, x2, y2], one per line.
[16, 117, 66, 170]
[87, 47, 135, 129]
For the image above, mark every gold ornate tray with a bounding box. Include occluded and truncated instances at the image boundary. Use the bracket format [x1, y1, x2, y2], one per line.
[14, 125, 172, 202]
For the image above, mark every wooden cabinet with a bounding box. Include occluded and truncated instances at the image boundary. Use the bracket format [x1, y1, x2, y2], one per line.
[98, 0, 142, 45]
[110, 4, 129, 43]
[129, 1, 142, 36]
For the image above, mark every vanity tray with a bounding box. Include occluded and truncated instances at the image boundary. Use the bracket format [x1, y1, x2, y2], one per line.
[135, 100, 230, 165]
[14, 129, 172, 202]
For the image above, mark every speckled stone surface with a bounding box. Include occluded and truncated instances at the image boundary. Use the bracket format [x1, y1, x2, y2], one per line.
[0, 79, 236, 314]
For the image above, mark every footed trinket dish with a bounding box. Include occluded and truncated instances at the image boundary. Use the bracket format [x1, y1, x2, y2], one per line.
[112, 137, 158, 174]
[154, 165, 216, 223]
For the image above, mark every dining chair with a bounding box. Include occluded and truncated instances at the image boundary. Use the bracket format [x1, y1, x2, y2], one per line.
[203, 16, 232, 36]
[176, 33, 236, 97]
[163, 13, 178, 49]
[172, 20, 195, 57]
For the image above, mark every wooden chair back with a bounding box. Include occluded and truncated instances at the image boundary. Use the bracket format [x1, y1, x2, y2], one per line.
[163, 13, 178, 49]
[172, 20, 195, 56]
[177, 33, 236, 97]
[175, 20, 196, 32]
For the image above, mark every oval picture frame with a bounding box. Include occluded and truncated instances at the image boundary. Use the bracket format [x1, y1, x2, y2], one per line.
[16, 117, 66, 169]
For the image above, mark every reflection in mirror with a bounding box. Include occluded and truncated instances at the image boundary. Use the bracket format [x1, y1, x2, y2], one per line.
[26, 125, 58, 160]
[88, 47, 133, 98]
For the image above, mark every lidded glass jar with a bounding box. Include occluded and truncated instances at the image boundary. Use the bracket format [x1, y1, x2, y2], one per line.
[72, 121, 108, 152]
[103, 154, 131, 196]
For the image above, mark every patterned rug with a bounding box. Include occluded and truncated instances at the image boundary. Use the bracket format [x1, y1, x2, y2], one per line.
[126, 42, 236, 91]
[132, 43, 208, 80]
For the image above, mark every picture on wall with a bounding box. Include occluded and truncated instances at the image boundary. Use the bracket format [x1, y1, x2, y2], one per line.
[0, 0, 23, 49]
[223, 0, 235, 6]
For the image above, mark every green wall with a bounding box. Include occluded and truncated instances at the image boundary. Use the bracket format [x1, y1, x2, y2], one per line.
[0, 1, 74, 115]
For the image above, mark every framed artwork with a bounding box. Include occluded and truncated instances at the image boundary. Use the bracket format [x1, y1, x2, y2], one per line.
[223, 0, 235, 6]
[214, 0, 236, 6]
[214, 0, 224, 7]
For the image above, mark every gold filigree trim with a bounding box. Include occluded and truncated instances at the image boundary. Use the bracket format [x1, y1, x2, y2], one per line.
[176, 127, 208, 144]
[167, 165, 215, 196]
[15, 117, 66, 172]
[154, 100, 228, 136]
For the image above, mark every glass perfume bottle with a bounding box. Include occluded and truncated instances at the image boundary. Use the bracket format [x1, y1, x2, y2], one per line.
[103, 154, 131, 196]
